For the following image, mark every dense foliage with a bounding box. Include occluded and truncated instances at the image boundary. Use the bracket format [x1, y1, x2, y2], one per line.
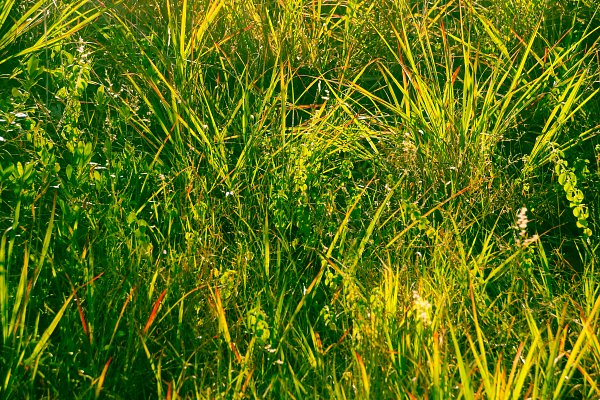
[1, 0, 599, 398]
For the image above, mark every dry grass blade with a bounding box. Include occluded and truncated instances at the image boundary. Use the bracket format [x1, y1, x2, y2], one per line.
[94, 357, 112, 399]
[144, 288, 167, 335]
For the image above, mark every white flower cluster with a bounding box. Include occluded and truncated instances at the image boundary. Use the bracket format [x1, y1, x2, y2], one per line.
[515, 207, 539, 247]
[413, 291, 432, 326]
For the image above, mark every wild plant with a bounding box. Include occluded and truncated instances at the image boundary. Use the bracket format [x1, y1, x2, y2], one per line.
[0, 0, 599, 398]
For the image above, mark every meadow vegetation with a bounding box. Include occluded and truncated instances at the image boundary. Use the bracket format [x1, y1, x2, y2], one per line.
[1, 0, 599, 398]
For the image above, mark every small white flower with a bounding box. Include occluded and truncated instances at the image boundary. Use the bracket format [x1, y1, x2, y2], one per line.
[413, 291, 432, 326]
[522, 234, 539, 247]
[516, 207, 528, 232]
[264, 344, 277, 353]
[0, 136, 5, 142]
[514, 207, 540, 247]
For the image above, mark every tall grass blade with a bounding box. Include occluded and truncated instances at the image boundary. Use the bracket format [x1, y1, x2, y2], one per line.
[25, 294, 74, 365]
[144, 288, 167, 335]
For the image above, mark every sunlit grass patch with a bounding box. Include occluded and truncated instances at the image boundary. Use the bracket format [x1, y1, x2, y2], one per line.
[0, 0, 599, 398]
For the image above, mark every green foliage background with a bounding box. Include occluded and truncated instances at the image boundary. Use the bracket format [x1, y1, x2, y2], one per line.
[1, 0, 599, 398]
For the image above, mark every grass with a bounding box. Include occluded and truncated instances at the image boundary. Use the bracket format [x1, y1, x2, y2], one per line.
[1, 0, 599, 398]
